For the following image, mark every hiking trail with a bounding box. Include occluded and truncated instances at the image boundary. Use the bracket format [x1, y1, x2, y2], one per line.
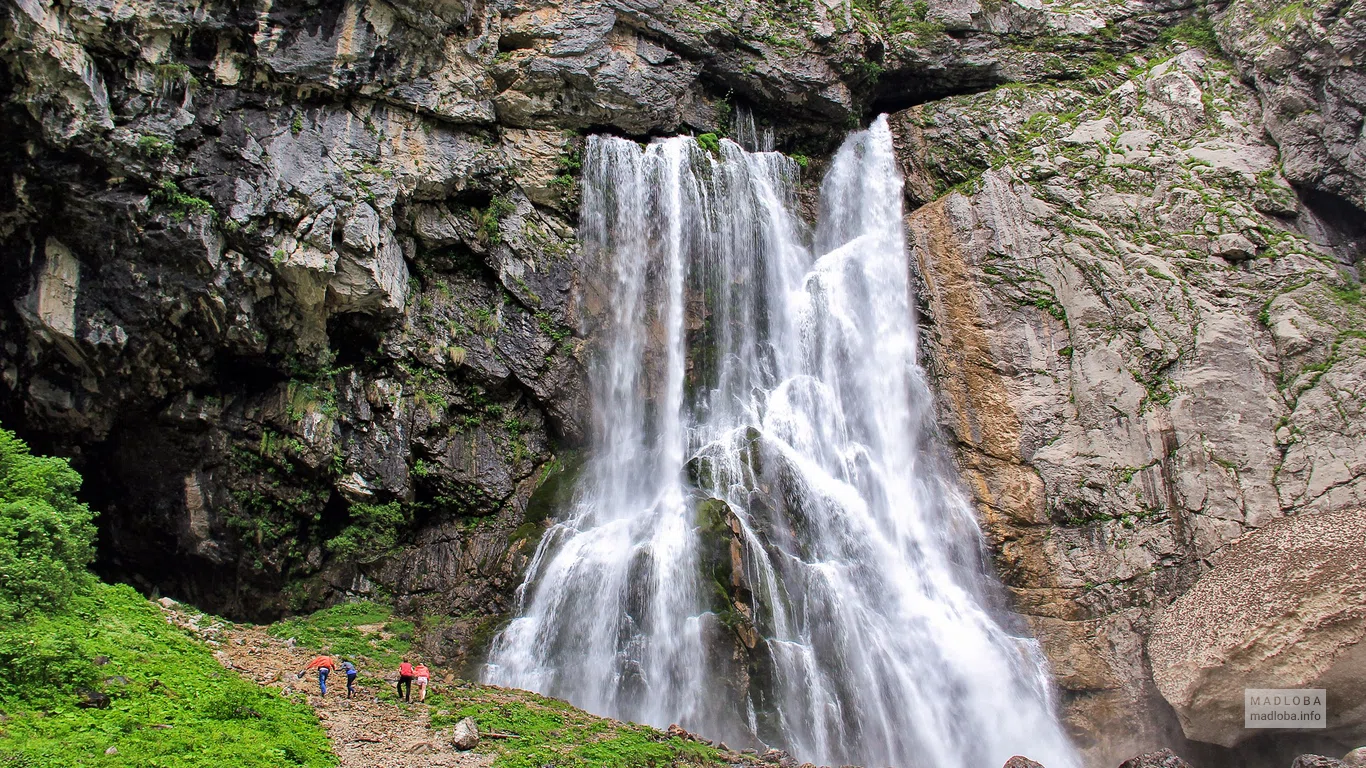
[158, 599, 489, 768]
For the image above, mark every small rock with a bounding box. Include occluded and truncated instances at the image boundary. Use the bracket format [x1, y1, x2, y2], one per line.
[1118, 749, 1194, 768]
[1004, 757, 1045, 768]
[742, 748, 758, 755]
[105, 747, 118, 755]
[157, 597, 178, 608]
[762, 748, 785, 763]
[75, 689, 110, 709]
[92, 655, 110, 666]
[1343, 748, 1366, 768]
[1292, 757, 1345, 768]
[451, 716, 480, 751]
[1211, 233, 1257, 262]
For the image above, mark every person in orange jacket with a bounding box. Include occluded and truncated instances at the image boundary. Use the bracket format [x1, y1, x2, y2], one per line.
[299, 655, 336, 696]
[397, 660, 414, 702]
[414, 663, 431, 702]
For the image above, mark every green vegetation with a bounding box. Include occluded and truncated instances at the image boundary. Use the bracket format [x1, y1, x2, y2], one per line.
[151, 180, 216, 222]
[135, 135, 173, 159]
[1158, 13, 1221, 55]
[0, 426, 333, 767]
[152, 62, 198, 90]
[0, 427, 96, 620]
[432, 683, 724, 768]
[266, 601, 414, 667]
[695, 132, 721, 155]
[474, 196, 516, 245]
[0, 584, 335, 768]
[291, 113, 304, 136]
[324, 501, 411, 562]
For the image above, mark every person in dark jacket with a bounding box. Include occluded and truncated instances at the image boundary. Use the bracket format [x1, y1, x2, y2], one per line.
[341, 660, 358, 698]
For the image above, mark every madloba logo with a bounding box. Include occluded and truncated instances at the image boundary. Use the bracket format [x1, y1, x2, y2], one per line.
[1245, 688, 1327, 729]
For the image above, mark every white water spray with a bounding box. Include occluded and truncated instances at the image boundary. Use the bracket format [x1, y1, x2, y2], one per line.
[484, 117, 1079, 768]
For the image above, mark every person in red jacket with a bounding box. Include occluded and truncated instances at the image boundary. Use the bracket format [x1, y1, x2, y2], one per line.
[397, 660, 414, 702]
[298, 655, 336, 696]
[414, 663, 431, 702]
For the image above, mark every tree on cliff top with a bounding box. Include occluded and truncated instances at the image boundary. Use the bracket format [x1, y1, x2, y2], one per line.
[0, 425, 97, 620]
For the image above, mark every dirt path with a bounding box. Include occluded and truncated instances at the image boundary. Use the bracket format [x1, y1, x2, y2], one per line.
[160, 601, 489, 768]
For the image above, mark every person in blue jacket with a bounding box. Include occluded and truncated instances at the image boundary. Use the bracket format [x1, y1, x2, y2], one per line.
[341, 660, 358, 698]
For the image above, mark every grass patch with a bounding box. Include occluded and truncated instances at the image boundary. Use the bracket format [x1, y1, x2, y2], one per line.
[0, 583, 334, 768]
[150, 180, 215, 222]
[267, 602, 413, 668]
[431, 684, 725, 768]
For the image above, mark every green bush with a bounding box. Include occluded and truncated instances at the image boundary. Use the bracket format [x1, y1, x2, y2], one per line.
[0, 427, 97, 620]
[325, 501, 409, 561]
[0, 626, 99, 701]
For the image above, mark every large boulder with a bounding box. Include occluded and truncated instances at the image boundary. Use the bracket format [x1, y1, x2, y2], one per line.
[450, 716, 480, 751]
[1149, 510, 1366, 747]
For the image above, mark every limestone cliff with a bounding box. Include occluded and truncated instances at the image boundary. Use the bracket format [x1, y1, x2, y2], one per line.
[898, 12, 1365, 766]
[1, 0, 1363, 764]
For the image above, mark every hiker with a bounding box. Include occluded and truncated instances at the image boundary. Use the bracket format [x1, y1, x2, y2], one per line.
[341, 660, 358, 699]
[299, 655, 335, 696]
[414, 662, 430, 703]
[397, 659, 414, 702]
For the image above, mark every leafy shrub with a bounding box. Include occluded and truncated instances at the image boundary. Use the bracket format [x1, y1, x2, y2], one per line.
[0, 427, 97, 620]
[150, 180, 216, 221]
[695, 133, 720, 154]
[0, 626, 99, 702]
[325, 501, 409, 561]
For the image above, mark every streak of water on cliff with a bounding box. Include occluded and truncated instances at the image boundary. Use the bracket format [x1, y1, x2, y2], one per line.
[483, 117, 1079, 768]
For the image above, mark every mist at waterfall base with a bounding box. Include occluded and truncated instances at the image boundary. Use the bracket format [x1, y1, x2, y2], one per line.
[483, 117, 1079, 768]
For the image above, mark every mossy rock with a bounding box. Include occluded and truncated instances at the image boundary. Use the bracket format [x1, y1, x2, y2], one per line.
[522, 451, 585, 527]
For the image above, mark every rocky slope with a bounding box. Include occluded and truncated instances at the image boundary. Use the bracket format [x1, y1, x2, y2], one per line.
[2, 0, 1364, 765]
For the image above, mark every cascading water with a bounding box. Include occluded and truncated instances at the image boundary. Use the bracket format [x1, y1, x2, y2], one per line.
[484, 116, 1079, 768]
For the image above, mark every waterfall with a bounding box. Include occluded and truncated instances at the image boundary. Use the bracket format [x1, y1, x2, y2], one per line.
[484, 117, 1079, 768]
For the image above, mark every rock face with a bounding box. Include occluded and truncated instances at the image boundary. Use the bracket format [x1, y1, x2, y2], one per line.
[1149, 510, 1366, 748]
[0, 0, 1247, 640]
[2, 0, 1365, 763]
[897, 29, 1366, 768]
[1215, 0, 1366, 214]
